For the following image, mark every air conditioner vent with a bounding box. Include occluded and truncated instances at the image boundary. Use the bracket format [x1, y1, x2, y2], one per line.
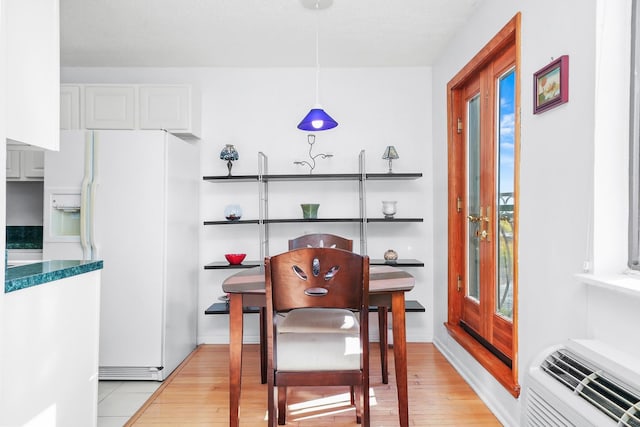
[541, 349, 640, 427]
[526, 388, 573, 426]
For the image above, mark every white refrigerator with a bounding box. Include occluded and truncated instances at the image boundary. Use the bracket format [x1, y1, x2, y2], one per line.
[43, 129, 200, 380]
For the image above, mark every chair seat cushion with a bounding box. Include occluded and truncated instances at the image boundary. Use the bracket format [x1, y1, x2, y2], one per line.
[277, 308, 359, 334]
[276, 331, 361, 371]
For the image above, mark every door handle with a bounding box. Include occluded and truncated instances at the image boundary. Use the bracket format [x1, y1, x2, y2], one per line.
[467, 214, 482, 223]
[481, 206, 491, 242]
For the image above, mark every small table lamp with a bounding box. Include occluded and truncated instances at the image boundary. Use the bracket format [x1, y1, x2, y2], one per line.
[220, 144, 239, 176]
[382, 146, 399, 173]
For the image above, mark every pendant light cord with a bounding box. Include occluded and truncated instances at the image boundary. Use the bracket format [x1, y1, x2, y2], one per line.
[315, 0, 320, 105]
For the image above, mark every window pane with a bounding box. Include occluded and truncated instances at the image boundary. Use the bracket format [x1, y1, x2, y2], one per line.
[467, 94, 481, 300]
[497, 68, 515, 319]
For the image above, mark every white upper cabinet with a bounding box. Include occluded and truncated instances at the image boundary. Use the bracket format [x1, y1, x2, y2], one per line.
[60, 85, 81, 130]
[6, 151, 21, 179]
[85, 86, 136, 130]
[6, 0, 60, 150]
[140, 85, 192, 133]
[61, 84, 201, 139]
[21, 150, 45, 179]
[6, 148, 45, 181]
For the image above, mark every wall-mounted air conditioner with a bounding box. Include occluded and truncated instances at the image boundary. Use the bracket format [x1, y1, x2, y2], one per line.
[523, 339, 640, 427]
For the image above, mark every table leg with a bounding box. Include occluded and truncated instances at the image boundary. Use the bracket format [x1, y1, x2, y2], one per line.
[260, 307, 267, 384]
[378, 307, 389, 384]
[391, 292, 409, 427]
[229, 293, 244, 427]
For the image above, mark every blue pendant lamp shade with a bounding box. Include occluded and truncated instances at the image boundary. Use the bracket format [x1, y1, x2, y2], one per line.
[297, 107, 338, 131]
[297, 0, 337, 131]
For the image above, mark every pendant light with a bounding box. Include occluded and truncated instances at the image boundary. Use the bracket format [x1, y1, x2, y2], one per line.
[297, 0, 338, 131]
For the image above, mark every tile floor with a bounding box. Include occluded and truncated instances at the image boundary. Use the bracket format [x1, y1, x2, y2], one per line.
[97, 380, 161, 427]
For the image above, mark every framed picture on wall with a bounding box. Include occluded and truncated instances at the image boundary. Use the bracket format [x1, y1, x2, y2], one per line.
[533, 55, 569, 114]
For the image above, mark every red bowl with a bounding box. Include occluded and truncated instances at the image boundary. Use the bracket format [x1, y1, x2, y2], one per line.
[225, 253, 246, 265]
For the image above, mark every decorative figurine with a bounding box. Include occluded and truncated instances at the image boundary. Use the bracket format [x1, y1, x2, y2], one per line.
[384, 249, 399, 263]
[294, 134, 333, 174]
[220, 144, 239, 176]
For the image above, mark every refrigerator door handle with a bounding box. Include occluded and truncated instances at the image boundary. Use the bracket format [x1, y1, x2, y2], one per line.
[80, 132, 93, 260]
[90, 132, 100, 260]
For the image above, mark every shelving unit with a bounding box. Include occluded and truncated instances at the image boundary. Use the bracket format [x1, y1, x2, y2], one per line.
[203, 150, 423, 269]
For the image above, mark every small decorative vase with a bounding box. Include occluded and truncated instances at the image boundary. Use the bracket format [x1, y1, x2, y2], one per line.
[301, 203, 320, 219]
[384, 249, 398, 263]
[224, 204, 243, 221]
[382, 201, 397, 219]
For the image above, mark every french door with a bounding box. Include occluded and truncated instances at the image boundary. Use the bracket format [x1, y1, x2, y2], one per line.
[462, 44, 515, 361]
[446, 14, 520, 396]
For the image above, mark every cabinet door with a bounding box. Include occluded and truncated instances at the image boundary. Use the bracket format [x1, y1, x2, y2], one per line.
[139, 86, 190, 131]
[6, 151, 21, 179]
[85, 86, 135, 129]
[5, 0, 60, 150]
[60, 85, 81, 129]
[21, 151, 45, 179]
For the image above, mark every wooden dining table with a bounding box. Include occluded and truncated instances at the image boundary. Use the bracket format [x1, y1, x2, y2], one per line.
[222, 264, 415, 427]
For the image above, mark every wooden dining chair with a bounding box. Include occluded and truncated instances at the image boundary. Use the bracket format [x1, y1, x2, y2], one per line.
[265, 247, 370, 426]
[288, 233, 353, 251]
[288, 233, 389, 384]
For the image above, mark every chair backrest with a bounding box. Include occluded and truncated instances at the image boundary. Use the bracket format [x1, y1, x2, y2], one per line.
[288, 233, 353, 251]
[265, 247, 369, 313]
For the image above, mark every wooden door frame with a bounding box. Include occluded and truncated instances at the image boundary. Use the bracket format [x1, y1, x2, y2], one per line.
[445, 13, 521, 398]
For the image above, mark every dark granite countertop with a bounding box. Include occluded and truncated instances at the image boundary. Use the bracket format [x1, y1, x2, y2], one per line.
[5, 260, 104, 293]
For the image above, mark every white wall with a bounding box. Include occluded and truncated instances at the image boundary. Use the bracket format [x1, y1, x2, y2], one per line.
[431, 0, 640, 425]
[61, 66, 434, 344]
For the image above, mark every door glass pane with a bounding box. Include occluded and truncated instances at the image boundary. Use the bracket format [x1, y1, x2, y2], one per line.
[496, 68, 515, 320]
[467, 94, 481, 301]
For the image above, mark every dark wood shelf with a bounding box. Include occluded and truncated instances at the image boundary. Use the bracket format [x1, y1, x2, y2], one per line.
[205, 302, 262, 314]
[203, 172, 422, 182]
[204, 218, 423, 225]
[203, 219, 260, 225]
[370, 259, 424, 267]
[204, 261, 262, 269]
[264, 173, 362, 181]
[205, 300, 426, 315]
[367, 218, 424, 223]
[205, 259, 423, 269]
[365, 172, 422, 180]
[203, 175, 259, 182]
[265, 218, 362, 224]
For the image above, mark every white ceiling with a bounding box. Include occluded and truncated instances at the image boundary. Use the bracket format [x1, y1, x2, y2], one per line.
[60, 0, 482, 68]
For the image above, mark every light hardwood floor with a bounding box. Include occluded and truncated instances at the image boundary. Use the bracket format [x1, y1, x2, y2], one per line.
[126, 343, 502, 426]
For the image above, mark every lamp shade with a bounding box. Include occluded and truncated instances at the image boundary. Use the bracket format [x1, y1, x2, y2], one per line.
[220, 144, 239, 161]
[382, 145, 399, 160]
[297, 107, 338, 131]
